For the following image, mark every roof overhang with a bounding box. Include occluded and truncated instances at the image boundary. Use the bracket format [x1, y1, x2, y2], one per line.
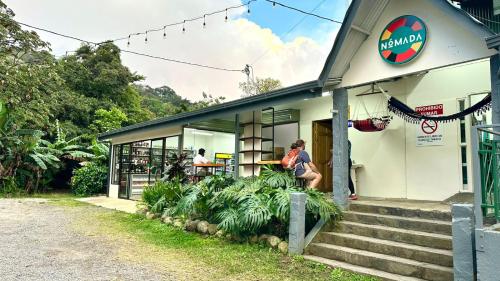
[318, 0, 496, 89]
[98, 80, 322, 141]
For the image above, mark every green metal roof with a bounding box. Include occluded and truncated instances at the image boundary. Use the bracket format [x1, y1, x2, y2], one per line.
[98, 80, 322, 140]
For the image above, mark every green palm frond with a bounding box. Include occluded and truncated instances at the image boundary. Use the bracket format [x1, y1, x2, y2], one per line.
[270, 188, 293, 222]
[215, 207, 240, 234]
[305, 189, 340, 221]
[238, 193, 272, 232]
[29, 153, 47, 170]
[173, 185, 202, 217]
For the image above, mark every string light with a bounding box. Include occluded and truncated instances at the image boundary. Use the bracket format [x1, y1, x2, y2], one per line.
[182, 20, 186, 33]
[273, 1, 276, 7]
[127, 35, 130, 47]
[12, 19, 245, 73]
[144, 31, 148, 43]
[163, 26, 166, 38]
[247, 2, 251, 14]
[225, 9, 228, 22]
[203, 15, 206, 28]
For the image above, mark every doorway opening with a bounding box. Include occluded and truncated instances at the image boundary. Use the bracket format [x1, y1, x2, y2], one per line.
[312, 119, 333, 193]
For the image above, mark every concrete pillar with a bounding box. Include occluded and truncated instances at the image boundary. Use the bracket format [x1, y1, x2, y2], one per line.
[490, 55, 500, 129]
[332, 88, 349, 209]
[452, 204, 476, 281]
[234, 114, 240, 179]
[288, 192, 306, 255]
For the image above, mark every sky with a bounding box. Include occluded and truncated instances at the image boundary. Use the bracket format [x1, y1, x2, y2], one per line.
[5, 0, 349, 101]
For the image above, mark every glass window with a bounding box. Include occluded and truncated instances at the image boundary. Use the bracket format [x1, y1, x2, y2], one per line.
[164, 136, 180, 176]
[150, 139, 164, 184]
[129, 141, 151, 200]
[111, 145, 120, 184]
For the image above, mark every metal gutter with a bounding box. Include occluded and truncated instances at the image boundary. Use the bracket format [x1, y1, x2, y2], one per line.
[98, 80, 322, 141]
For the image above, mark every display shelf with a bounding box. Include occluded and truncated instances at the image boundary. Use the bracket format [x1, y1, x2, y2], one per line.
[239, 136, 272, 141]
[239, 150, 273, 154]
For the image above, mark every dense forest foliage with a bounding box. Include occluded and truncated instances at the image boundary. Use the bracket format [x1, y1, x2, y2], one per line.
[0, 1, 224, 194]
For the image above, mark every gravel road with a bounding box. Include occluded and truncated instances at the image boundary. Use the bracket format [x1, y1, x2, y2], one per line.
[0, 198, 175, 281]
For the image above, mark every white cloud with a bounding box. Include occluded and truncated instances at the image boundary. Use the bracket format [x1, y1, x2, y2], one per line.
[5, 0, 338, 101]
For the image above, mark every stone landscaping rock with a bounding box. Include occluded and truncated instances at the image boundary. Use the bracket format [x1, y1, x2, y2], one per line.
[278, 241, 288, 254]
[266, 235, 281, 248]
[258, 234, 270, 242]
[215, 230, 225, 237]
[249, 235, 259, 244]
[197, 221, 209, 234]
[207, 224, 218, 235]
[146, 212, 157, 220]
[173, 219, 184, 228]
[184, 219, 200, 232]
[162, 216, 174, 225]
[135, 208, 147, 215]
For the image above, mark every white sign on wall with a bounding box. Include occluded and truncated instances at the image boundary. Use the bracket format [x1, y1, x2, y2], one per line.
[415, 104, 444, 147]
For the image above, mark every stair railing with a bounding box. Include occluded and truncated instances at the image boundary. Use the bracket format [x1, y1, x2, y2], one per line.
[472, 124, 500, 227]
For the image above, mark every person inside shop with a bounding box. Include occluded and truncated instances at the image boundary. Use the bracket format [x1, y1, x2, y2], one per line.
[193, 148, 211, 176]
[295, 139, 322, 189]
[327, 140, 357, 200]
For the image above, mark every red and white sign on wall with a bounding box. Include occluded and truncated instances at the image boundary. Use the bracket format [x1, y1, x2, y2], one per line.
[416, 104, 444, 147]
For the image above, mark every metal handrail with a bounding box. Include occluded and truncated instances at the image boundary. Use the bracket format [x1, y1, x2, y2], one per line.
[472, 124, 500, 228]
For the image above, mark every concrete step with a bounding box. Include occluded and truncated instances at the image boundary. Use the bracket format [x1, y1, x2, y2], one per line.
[343, 211, 452, 235]
[338, 221, 452, 250]
[307, 243, 453, 281]
[315, 232, 453, 267]
[349, 202, 451, 221]
[303, 255, 427, 281]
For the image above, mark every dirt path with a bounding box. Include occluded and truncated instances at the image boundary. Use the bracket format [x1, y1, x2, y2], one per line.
[0, 198, 175, 281]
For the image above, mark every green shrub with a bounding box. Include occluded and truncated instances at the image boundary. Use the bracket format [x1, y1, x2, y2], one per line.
[70, 162, 107, 196]
[171, 170, 340, 238]
[141, 180, 185, 214]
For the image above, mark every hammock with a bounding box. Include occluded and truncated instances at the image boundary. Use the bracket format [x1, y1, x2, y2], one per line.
[351, 84, 392, 132]
[387, 93, 492, 124]
[353, 117, 391, 132]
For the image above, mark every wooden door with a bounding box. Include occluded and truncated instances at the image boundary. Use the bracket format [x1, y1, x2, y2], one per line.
[312, 120, 333, 192]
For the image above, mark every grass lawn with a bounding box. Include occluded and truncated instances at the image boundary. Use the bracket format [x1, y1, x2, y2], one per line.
[47, 196, 378, 281]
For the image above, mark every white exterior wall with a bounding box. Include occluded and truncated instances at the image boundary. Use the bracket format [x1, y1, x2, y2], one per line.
[340, 0, 494, 88]
[286, 60, 490, 200]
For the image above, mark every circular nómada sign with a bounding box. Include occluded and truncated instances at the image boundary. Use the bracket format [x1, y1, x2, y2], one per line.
[379, 15, 427, 65]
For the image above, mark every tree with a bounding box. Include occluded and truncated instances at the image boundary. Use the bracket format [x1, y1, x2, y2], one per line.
[239, 77, 282, 97]
[89, 107, 128, 135]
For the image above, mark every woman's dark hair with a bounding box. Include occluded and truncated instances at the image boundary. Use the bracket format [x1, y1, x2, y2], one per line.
[198, 148, 205, 155]
[290, 143, 299, 149]
[295, 139, 305, 147]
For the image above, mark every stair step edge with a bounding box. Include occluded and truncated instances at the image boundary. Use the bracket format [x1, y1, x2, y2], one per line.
[303, 255, 428, 281]
[340, 221, 452, 239]
[310, 243, 454, 272]
[344, 211, 452, 225]
[320, 232, 453, 256]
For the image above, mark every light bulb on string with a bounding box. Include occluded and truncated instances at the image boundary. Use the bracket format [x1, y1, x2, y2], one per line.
[203, 15, 206, 28]
[247, 4, 251, 14]
[127, 35, 131, 47]
[272, 1, 276, 7]
[144, 31, 148, 44]
[163, 26, 166, 39]
[225, 9, 228, 22]
[182, 20, 186, 33]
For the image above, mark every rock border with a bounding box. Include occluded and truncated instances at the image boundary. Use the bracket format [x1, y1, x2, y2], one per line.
[139, 208, 288, 254]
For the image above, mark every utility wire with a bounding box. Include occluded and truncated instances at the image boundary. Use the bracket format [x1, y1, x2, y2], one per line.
[102, 0, 340, 45]
[14, 20, 245, 72]
[251, 0, 329, 65]
[264, 0, 342, 24]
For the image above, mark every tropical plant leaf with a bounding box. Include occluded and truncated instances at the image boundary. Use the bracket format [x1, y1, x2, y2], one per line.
[29, 153, 47, 170]
[238, 193, 272, 232]
[215, 207, 240, 234]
